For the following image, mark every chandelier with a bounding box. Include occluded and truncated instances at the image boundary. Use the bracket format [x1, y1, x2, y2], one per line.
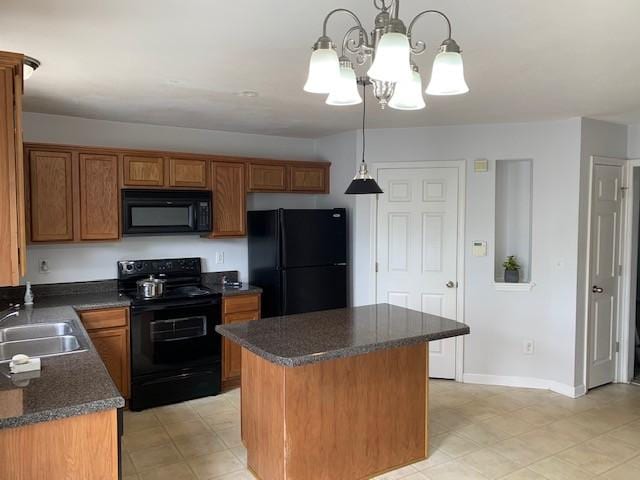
[303, 0, 469, 110]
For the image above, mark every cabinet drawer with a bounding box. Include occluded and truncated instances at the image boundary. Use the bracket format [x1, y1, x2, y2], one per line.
[225, 310, 260, 323]
[223, 294, 260, 314]
[79, 307, 128, 330]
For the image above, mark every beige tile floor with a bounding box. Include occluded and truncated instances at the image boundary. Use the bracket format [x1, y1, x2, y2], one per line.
[122, 381, 640, 480]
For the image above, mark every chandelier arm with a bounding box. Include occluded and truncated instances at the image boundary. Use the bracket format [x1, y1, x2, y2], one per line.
[322, 8, 371, 48]
[373, 0, 391, 12]
[342, 26, 371, 61]
[407, 9, 453, 53]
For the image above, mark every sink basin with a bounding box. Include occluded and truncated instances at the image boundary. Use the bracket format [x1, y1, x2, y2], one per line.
[0, 335, 84, 363]
[0, 322, 72, 342]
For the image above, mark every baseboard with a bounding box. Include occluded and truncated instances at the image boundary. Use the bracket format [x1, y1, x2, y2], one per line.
[462, 373, 586, 398]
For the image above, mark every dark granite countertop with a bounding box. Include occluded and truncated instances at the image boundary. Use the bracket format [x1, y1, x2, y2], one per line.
[0, 305, 124, 429]
[209, 284, 263, 297]
[30, 291, 131, 310]
[216, 303, 470, 367]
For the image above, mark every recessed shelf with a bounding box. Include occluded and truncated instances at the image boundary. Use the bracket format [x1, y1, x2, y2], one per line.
[494, 282, 535, 292]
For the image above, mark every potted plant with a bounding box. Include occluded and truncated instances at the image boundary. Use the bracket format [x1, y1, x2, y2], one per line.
[503, 255, 521, 283]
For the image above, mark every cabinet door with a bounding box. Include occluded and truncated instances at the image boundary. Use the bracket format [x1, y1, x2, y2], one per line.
[289, 165, 328, 193]
[29, 150, 74, 242]
[79, 154, 119, 240]
[123, 155, 164, 186]
[0, 53, 24, 286]
[88, 327, 130, 399]
[168, 158, 207, 188]
[223, 309, 260, 382]
[247, 163, 287, 192]
[212, 162, 246, 237]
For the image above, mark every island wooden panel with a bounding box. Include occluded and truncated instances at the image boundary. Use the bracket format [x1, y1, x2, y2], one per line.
[168, 157, 207, 188]
[79, 153, 119, 240]
[0, 409, 118, 480]
[211, 161, 246, 237]
[241, 343, 428, 480]
[28, 150, 74, 242]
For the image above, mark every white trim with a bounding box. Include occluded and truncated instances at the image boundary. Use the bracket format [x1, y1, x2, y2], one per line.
[369, 160, 467, 382]
[583, 156, 627, 390]
[493, 282, 536, 292]
[463, 373, 586, 398]
[620, 158, 640, 383]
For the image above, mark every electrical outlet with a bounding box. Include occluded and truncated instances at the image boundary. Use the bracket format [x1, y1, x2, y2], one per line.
[215, 252, 224, 264]
[39, 259, 50, 274]
[523, 339, 535, 355]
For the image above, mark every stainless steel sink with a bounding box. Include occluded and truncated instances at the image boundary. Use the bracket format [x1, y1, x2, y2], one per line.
[0, 335, 84, 363]
[0, 322, 72, 342]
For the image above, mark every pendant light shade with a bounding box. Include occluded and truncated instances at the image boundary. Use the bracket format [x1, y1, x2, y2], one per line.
[326, 58, 362, 106]
[23, 56, 40, 80]
[367, 32, 412, 83]
[426, 39, 469, 96]
[345, 82, 383, 195]
[389, 65, 426, 111]
[303, 37, 340, 94]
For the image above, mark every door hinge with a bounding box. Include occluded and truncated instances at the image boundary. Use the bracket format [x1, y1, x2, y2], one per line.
[621, 186, 628, 198]
[618, 264, 623, 276]
[375, 262, 379, 273]
[615, 341, 620, 353]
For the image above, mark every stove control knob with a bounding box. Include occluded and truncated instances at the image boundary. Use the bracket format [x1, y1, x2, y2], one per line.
[135, 262, 143, 271]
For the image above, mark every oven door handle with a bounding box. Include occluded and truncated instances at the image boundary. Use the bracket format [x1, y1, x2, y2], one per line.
[130, 299, 220, 313]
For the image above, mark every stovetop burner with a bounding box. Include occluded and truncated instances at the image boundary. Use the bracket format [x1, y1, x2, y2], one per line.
[117, 257, 220, 305]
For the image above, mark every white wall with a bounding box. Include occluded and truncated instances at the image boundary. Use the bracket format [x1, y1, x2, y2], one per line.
[22, 113, 319, 284]
[316, 131, 358, 305]
[629, 123, 640, 158]
[318, 119, 586, 394]
[574, 118, 628, 386]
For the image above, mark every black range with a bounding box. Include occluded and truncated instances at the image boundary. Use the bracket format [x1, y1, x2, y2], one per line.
[118, 257, 222, 410]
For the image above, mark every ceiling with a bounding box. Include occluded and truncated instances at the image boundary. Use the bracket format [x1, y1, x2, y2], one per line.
[1, 0, 639, 138]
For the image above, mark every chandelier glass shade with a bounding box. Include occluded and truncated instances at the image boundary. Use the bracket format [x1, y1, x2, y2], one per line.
[326, 59, 362, 106]
[304, 1, 469, 110]
[389, 64, 426, 110]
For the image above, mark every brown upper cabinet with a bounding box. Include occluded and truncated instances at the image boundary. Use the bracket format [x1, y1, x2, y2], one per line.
[123, 155, 164, 186]
[0, 51, 26, 286]
[248, 163, 287, 192]
[211, 162, 246, 237]
[28, 150, 75, 242]
[79, 154, 119, 240]
[289, 164, 328, 193]
[168, 158, 207, 188]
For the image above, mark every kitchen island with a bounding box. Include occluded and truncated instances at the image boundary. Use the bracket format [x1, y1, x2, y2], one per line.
[216, 303, 469, 480]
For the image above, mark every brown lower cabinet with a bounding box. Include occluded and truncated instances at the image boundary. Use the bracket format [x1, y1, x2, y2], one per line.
[78, 307, 130, 399]
[222, 293, 261, 389]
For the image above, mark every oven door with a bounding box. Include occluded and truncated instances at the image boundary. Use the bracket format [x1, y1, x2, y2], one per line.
[130, 299, 221, 379]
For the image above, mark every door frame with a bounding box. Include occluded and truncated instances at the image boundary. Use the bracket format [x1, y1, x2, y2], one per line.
[619, 158, 640, 383]
[369, 160, 467, 382]
[583, 155, 627, 389]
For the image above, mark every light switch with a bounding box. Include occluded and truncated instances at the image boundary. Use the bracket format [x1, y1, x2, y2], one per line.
[474, 159, 489, 173]
[472, 241, 487, 257]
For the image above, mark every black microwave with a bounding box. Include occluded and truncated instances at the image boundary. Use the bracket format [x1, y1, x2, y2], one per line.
[122, 189, 212, 236]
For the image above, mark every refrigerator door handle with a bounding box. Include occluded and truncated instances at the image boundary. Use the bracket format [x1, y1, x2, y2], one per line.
[334, 263, 347, 266]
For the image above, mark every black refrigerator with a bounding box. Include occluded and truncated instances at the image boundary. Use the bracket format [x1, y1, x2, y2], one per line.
[248, 208, 348, 318]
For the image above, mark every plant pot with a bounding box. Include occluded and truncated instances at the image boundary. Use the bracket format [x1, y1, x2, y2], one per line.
[504, 269, 519, 283]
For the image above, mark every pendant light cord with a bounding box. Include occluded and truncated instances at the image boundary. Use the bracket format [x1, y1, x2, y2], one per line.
[361, 83, 366, 164]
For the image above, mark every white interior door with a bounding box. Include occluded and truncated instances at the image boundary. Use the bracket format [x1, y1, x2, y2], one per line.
[588, 157, 624, 389]
[376, 165, 460, 379]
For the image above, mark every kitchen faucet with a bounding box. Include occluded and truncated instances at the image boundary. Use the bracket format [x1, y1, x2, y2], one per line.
[0, 304, 20, 324]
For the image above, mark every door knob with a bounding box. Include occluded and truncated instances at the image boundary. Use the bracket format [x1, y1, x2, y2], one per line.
[446, 281, 456, 288]
[592, 285, 604, 293]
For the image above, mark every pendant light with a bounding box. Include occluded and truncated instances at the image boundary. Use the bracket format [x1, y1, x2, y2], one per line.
[345, 83, 383, 195]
